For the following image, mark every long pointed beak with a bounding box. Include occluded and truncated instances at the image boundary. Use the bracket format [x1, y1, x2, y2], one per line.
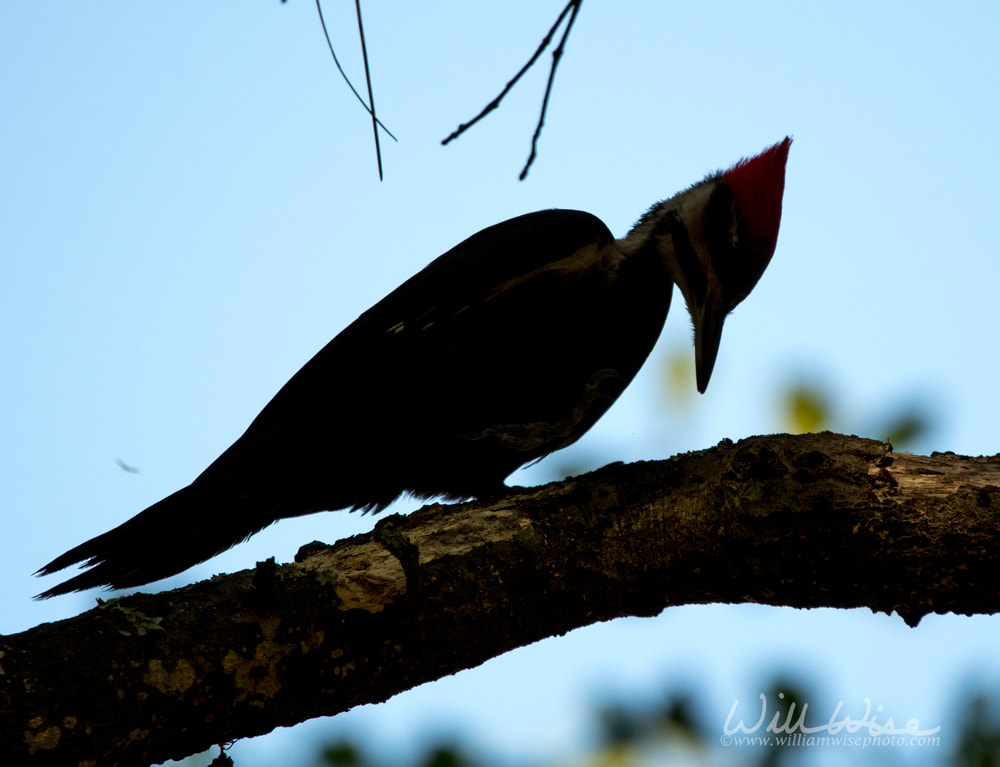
[694, 300, 726, 394]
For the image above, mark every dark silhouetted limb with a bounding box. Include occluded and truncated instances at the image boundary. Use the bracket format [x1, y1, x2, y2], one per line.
[8, 434, 1000, 766]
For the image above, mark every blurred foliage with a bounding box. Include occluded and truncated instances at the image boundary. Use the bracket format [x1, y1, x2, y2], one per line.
[880, 410, 932, 449]
[421, 746, 472, 767]
[657, 345, 936, 451]
[595, 691, 704, 752]
[663, 348, 696, 407]
[782, 385, 831, 435]
[317, 741, 477, 767]
[301, 677, 1000, 767]
[754, 678, 813, 767]
[955, 695, 1000, 767]
[775, 380, 934, 450]
[323, 741, 365, 767]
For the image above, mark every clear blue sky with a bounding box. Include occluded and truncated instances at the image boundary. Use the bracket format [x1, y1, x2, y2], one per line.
[3, 2, 1000, 765]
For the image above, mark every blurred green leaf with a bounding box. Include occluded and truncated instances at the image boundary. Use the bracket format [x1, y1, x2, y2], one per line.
[421, 745, 468, 767]
[658, 694, 703, 742]
[882, 410, 931, 449]
[662, 347, 696, 407]
[781, 384, 831, 434]
[956, 694, 1000, 767]
[598, 703, 643, 747]
[322, 740, 364, 767]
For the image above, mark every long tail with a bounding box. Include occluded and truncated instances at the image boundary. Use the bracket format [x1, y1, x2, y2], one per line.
[33, 483, 281, 599]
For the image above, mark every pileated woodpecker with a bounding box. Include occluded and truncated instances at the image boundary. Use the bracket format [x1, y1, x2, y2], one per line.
[36, 137, 791, 598]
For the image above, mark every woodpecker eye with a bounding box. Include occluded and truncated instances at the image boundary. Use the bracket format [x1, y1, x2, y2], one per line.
[702, 183, 736, 253]
[700, 180, 775, 307]
[701, 182, 741, 284]
[663, 210, 708, 303]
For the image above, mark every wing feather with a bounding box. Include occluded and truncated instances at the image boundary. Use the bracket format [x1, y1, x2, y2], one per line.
[195, 210, 617, 483]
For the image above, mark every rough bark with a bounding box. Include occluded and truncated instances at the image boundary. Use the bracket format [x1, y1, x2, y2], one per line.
[3, 432, 999, 766]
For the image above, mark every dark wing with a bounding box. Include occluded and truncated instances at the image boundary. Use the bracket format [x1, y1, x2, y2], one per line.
[194, 210, 629, 499]
[229, 210, 615, 437]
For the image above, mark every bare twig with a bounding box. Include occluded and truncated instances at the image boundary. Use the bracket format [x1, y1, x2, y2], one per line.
[314, 0, 397, 142]
[441, 0, 583, 179]
[354, 0, 382, 180]
[519, 0, 580, 179]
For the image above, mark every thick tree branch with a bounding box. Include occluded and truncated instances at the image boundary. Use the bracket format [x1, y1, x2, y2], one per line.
[4, 432, 1000, 765]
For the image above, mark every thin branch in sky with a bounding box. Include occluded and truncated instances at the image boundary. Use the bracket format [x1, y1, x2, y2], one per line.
[519, 0, 581, 180]
[441, 0, 583, 180]
[314, 0, 397, 148]
[354, 0, 382, 180]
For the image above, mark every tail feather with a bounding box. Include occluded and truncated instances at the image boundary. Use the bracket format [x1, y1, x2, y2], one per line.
[35, 467, 409, 599]
[34, 484, 277, 599]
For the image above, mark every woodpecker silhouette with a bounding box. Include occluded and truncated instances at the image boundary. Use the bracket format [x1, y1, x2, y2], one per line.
[36, 137, 791, 598]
